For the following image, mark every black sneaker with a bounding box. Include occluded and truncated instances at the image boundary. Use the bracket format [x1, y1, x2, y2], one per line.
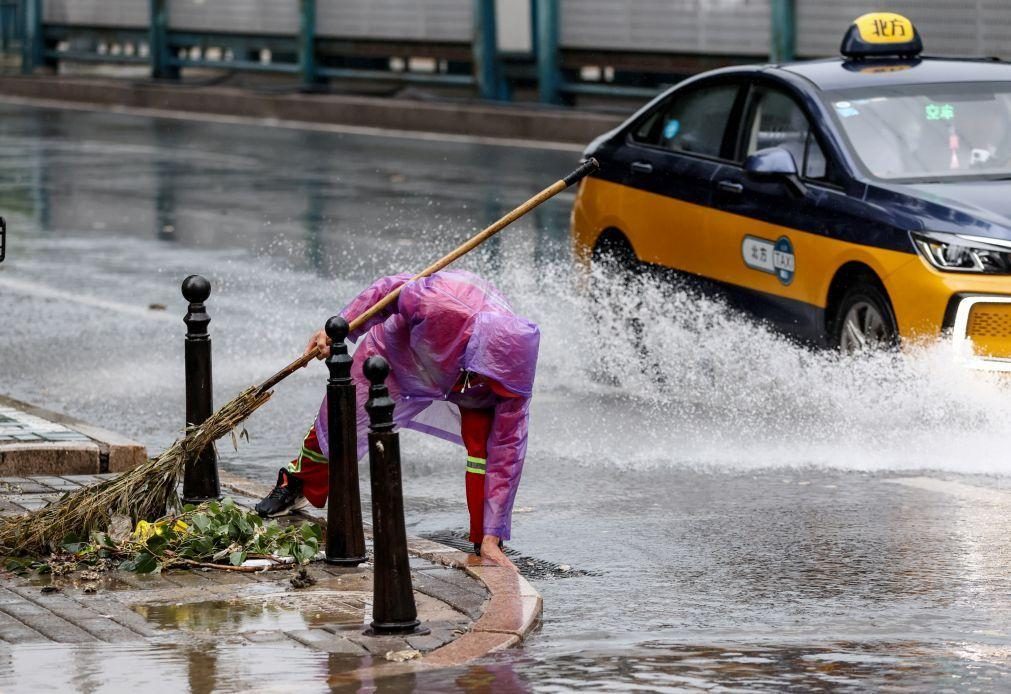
[255, 469, 309, 518]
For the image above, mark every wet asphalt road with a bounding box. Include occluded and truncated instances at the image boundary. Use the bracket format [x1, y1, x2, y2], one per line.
[1, 102, 1010, 692]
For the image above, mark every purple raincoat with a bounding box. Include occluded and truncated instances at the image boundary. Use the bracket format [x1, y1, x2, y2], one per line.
[314, 270, 539, 541]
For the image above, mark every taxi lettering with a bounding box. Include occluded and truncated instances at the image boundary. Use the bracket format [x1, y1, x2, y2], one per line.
[742, 236, 795, 286]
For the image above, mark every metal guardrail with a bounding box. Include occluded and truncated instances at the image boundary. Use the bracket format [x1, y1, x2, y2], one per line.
[16, 1, 1011, 104]
[20, 0, 505, 97]
[14, 0, 791, 103]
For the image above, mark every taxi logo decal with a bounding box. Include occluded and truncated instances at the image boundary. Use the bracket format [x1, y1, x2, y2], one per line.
[742, 235, 795, 285]
[853, 12, 914, 45]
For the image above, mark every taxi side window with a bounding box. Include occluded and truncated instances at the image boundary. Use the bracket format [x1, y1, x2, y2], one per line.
[746, 88, 831, 181]
[632, 84, 739, 158]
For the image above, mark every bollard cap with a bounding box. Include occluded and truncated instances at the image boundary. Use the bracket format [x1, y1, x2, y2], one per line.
[181, 275, 211, 303]
[364, 356, 395, 431]
[325, 315, 352, 381]
[364, 355, 390, 385]
[325, 315, 349, 343]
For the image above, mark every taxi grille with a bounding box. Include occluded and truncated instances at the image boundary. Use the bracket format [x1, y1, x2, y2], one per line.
[967, 303, 1011, 359]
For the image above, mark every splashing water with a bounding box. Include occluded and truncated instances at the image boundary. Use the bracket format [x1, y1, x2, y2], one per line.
[2, 208, 1008, 479]
[484, 257, 1011, 475]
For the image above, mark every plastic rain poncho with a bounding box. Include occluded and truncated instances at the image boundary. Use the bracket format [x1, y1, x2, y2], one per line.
[314, 270, 540, 541]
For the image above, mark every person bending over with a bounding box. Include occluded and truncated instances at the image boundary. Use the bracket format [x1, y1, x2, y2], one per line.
[255, 270, 539, 571]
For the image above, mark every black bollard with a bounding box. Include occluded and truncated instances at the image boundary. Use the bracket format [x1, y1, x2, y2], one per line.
[364, 356, 429, 636]
[324, 316, 367, 566]
[181, 275, 220, 504]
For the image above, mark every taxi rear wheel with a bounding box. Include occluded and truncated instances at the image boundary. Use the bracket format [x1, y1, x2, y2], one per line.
[590, 232, 640, 303]
[832, 283, 898, 353]
[589, 232, 647, 358]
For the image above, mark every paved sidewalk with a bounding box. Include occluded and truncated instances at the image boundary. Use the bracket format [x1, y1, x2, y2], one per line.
[0, 395, 146, 475]
[0, 407, 92, 444]
[0, 473, 541, 689]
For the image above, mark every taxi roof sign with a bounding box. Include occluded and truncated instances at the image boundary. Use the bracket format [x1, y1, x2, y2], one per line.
[840, 12, 922, 59]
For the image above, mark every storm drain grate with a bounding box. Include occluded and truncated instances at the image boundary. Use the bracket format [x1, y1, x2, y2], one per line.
[421, 530, 598, 580]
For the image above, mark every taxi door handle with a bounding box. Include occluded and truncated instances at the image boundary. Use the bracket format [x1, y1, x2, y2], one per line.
[717, 180, 744, 194]
[630, 161, 653, 174]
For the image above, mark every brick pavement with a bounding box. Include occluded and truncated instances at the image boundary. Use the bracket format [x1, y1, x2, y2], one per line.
[0, 476, 487, 664]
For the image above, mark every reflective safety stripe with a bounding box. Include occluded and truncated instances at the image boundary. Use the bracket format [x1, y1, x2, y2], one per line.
[465, 455, 486, 475]
[288, 429, 327, 473]
[300, 446, 327, 464]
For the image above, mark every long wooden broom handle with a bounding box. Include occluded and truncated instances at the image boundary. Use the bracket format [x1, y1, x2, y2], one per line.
[256, 157, 599, 395]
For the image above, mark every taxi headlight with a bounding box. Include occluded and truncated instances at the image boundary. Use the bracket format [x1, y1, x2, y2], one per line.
[911, 231, 1011, 274]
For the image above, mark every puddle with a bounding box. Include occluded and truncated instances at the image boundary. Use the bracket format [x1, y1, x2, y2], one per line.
[0, 641, 367, 693]
[134, 589, 372, 635]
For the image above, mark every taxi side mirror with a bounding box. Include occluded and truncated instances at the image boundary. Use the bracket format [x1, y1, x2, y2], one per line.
[744, 147, 808, 198]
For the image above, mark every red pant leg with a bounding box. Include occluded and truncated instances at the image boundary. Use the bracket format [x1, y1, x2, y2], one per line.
[460, 407, 495, 544]
[286, 426, 330, 508]
[290, 411, 496, 530]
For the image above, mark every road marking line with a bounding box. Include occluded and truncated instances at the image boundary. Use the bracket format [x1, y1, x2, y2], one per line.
[0, 95, 586, 153]
[0, 275, 175, 322]
[886, 476, 1011, 504]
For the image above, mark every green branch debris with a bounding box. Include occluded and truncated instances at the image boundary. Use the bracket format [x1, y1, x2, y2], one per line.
[6, 498, 322, 576]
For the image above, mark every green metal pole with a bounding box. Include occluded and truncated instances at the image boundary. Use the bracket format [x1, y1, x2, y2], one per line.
[149, 0, 177, 79]
[535, 0, 561, 104]
[770, 0, 796, 63]
[472, 0, 507, 100]
[20, 0, 41, 74]
[299, 0, 319, 88]
[1, 2, 10, 52]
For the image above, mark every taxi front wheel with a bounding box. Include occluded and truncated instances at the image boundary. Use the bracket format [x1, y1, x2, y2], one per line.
[832, 283, 899, 354]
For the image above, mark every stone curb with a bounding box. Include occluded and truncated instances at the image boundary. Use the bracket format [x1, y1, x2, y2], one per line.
[219, 472, 542, 669]
[0, 75, 621, 146]
[0, 395, 147, 475]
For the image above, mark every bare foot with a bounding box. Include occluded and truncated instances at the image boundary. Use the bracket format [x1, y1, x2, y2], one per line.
[480, 535, 518, 572]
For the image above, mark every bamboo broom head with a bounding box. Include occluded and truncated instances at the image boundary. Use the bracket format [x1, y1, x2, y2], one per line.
[0, 386, 272, 556]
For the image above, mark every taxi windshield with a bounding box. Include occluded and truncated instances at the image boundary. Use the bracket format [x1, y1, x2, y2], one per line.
[824, 82, 1011, 181]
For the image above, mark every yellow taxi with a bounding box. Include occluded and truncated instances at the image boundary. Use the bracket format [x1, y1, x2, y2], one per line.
[572, 13, 1011, 368]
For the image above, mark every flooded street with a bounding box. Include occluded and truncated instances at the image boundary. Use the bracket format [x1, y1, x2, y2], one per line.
[1, 102, 1010, 691]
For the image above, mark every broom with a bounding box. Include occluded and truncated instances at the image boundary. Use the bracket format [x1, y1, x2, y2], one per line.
[0, 158, 599, 556]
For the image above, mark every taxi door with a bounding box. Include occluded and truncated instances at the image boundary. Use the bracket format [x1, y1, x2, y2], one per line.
[611, 79, 745, 277]
[706, 83, 843, 337]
